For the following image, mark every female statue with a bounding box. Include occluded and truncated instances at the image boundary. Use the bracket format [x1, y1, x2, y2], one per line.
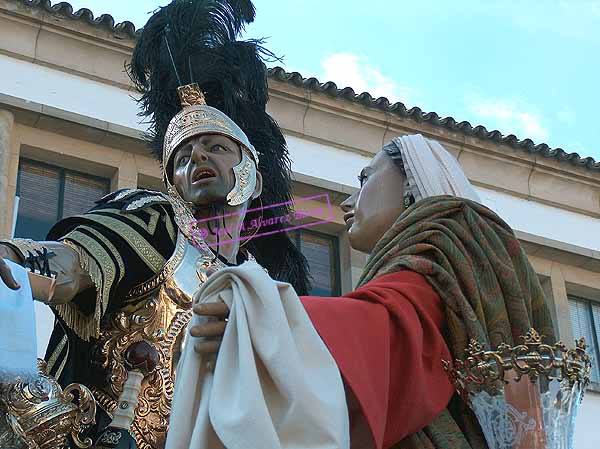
[193, 134, 555, 449]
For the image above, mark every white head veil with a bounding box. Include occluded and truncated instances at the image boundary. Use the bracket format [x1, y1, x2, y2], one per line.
[390, 134, 481, 203]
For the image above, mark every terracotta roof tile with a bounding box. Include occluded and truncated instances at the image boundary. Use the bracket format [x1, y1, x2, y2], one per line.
[20, 0, 139, 38]
[268, 67, 600, 172]
[11, 0, 600, 172]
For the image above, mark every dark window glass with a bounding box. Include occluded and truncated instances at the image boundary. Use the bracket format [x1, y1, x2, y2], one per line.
[15, 159, 110, 240]
[291, 229, 340, 297]
[62, 171, 109, 218]
[137, 177, 166, 194]
[569, 296, 600, 384]
[14, 161, 61, 241]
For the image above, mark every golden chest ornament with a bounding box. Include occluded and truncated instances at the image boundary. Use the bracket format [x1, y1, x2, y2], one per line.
[90, 232, 229, 449]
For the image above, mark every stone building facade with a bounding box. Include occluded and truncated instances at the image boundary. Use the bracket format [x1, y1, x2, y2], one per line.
[0, 1, 599, 447]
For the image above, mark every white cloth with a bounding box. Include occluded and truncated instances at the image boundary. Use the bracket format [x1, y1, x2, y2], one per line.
[0, 260, 37, 382]
[393, 134, 482, 203]
[166, 261, 349, 449]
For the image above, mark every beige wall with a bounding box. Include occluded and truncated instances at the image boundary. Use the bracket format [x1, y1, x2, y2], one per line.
[4, 107, 598, 343]
[0, 109, 14, 236]
[1, 2, 599, 447]
[2, 0, 598, 219]
[1, 0, 600, 355]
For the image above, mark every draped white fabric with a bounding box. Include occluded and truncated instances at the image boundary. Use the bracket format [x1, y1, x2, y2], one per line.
[166, 261, 349, 449]
[0, 260, 37, 382]
[394, 134, 481, 203]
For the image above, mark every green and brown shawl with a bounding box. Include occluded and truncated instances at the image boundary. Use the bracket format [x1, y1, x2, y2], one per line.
[356, 196, 555, 449]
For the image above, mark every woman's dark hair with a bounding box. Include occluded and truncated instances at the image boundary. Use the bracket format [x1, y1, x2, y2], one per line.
[382, 140, 415, 207]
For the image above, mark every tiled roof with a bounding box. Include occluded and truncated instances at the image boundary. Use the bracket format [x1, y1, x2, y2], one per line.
[268, 68, 600, 171]
[19, 0, 139, 38]
[12, 0, 600, 172]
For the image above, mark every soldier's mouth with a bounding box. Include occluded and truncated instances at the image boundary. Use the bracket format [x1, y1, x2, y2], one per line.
[192, 167, 217, 184]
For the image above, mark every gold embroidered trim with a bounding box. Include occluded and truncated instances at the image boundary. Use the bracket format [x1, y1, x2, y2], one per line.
[162, 206, 177, 243]
[54, 344, 69, 380]
[125, 234, 186, 300]
[73, 214, 166, 274]
[54, 236, 115, 341]
[85, 228, 125, 285]
[46, 335, 68, 373]
[67, 231, 117, 316]
[97, 208, 161, 237]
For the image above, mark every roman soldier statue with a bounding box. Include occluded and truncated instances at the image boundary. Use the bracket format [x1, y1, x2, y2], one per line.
[0, 1, 310, 448]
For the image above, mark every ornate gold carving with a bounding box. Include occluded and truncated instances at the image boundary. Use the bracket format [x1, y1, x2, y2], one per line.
[177, 83, 206, 107]
[93, 235, 227, 449]
[443, 328, 592, 404]
[89, 387, 114, 419]
[63, 384, 96, 448]
[0, 360, 96, 449]
[92, 296, 193, 449]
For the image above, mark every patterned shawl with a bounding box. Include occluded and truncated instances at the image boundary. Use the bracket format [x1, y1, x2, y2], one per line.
[356, 195, 555, 449]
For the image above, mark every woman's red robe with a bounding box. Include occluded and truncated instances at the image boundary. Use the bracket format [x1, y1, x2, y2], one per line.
[301, 270, 454, 449]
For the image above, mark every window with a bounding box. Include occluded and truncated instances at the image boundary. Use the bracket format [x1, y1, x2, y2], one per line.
[568, 296, 600, 385]
[137, 174, 165, 193]
[291, 229, 340, 297]
[14, 159, 110, 240]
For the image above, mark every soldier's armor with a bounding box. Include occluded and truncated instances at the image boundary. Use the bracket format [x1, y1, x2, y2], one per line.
[90, 231, 226, 449]
[17, 188, 257, 449]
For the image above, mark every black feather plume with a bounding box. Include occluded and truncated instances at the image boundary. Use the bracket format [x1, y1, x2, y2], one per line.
[128, 0, 311, 294]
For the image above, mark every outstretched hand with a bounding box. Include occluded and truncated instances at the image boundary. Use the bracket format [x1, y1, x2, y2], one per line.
[0, 246, 20, 290]
[191, 300, 229, 355]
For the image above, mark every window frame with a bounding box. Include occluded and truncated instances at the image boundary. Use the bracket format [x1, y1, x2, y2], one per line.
[568, 294, 600, 391]
[15, 158, 110, 233]
[292, 228, 342, 297]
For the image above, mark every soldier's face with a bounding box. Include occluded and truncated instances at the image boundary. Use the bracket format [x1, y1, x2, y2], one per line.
[171, 134, 242, 207]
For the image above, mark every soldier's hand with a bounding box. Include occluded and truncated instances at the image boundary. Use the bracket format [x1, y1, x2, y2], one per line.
[191, 300, 229, 355]
[0, 246, 20, 290]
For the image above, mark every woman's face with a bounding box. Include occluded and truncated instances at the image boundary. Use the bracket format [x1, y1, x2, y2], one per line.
[341, 151, 406, 253]
[171, 134, 242, 206]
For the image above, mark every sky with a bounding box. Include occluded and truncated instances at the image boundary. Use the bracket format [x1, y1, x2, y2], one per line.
[63, 0, 600, 160]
